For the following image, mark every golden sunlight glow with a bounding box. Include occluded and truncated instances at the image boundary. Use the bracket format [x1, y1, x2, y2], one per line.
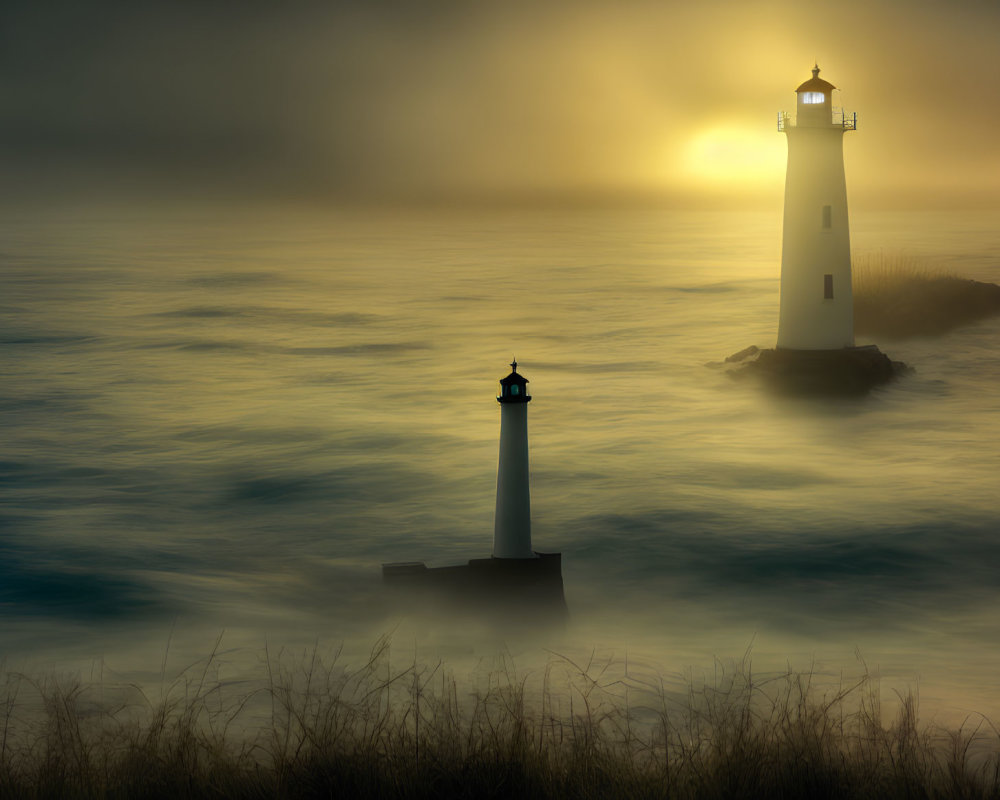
[676, 125, 786, 189]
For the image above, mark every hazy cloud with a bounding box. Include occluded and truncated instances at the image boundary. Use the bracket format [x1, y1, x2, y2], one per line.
[2, 0, 998, 206]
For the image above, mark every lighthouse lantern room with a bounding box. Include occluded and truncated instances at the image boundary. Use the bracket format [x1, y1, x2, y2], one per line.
[776, 66, 857, 351]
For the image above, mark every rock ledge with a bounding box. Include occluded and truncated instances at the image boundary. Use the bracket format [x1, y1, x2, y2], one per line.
[724, 345, 908, 395]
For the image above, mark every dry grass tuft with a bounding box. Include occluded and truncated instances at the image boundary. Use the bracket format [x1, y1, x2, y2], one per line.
[2, 641, 999, 799]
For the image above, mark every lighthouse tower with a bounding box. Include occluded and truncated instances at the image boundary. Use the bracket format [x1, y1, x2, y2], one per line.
[493, 361, 536, 560]
[381, 360, 566, 623]
[777, 66, 857, 350]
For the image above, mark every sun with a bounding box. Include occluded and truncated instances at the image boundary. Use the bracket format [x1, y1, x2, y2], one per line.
[676, 124, 786, 188]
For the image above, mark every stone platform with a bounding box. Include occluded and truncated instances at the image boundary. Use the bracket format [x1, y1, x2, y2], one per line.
[723, 344, 908, 395]
[382, 552, 568, 626]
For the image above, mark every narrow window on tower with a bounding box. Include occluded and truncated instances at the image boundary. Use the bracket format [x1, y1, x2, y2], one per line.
[822, 205, 832, 229]
[511, 385, 519, 396]
[824, 274, 834, 299]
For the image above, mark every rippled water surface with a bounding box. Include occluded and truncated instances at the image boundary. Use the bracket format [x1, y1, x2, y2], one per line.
[3, 204, 999, 720]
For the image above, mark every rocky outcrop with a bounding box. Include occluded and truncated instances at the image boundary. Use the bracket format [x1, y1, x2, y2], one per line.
[723, 345, 907, 396]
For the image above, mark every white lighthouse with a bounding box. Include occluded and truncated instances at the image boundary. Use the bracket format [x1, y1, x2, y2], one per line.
[493, 360, 536, 560]
[777, 65, 857, 351]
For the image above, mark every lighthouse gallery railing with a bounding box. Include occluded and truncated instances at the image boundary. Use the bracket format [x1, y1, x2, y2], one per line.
[778, 109, 857, 131]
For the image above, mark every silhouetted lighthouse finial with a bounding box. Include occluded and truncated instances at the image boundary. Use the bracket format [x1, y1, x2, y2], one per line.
[511, 358, 517, 372]
[812, 64, 820, 78]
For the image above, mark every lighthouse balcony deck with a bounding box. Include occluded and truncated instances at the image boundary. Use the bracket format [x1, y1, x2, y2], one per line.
[778, 110, 857, 131]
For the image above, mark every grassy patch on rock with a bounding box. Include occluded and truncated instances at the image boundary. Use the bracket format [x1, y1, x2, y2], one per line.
[853, 252, 1000, 340]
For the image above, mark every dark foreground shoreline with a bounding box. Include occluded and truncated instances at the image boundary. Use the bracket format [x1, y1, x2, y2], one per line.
[3, 645, 998, 799]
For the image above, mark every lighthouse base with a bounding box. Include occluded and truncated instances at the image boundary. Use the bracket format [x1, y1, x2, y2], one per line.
[381, 552, 568, 629]
[724, 344, 907, 395]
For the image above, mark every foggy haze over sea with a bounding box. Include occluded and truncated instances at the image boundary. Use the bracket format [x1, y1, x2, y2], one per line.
[3, 203, 1000, 720]
[3, 0, 1000, 731]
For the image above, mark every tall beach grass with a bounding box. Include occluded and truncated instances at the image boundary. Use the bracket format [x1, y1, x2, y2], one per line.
[2, 639, 999, 799]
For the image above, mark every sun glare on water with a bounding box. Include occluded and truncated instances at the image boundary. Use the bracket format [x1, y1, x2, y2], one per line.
[677, 124, 786, 189]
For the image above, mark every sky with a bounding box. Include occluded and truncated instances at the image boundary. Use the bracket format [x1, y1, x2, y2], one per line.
[3, 0, 999, 209]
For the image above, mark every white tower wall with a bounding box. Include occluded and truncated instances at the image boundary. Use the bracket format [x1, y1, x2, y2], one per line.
[777, 76, 855, 351]
[493, 388, 534, 559]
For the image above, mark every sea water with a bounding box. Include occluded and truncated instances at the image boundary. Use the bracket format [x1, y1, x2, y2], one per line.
[2, 203, 999, 722]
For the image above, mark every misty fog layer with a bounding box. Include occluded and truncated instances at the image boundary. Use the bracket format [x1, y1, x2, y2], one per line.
[2, 204, 999, 719]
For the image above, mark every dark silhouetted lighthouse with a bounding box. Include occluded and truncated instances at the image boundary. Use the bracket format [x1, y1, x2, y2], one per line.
[493, 361, 536, 559]
[381, 360, 566, 625]
[777, 65, 857, 350]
